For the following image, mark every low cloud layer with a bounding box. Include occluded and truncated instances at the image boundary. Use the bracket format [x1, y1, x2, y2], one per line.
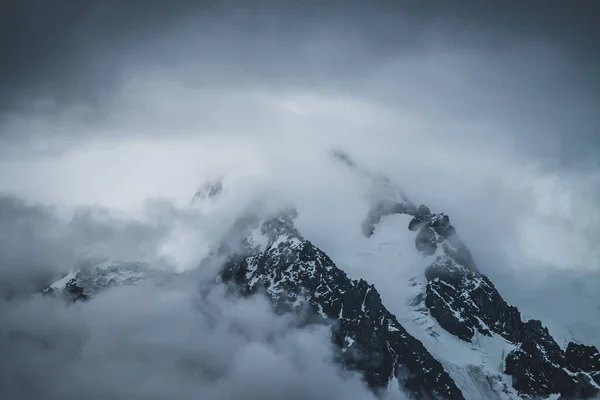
[0, 194, 408, 399]
[1, 283, 392, 399]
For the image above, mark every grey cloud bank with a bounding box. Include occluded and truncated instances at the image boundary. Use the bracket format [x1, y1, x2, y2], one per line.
[1, 283, 388, 399]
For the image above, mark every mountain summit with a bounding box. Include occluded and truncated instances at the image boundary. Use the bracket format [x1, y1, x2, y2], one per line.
[45, 152, 600, 399]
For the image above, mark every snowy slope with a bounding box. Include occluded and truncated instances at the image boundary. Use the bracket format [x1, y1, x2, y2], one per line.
[41, 162, 600, 400]
[325, 214, 522, 400]
[326, 151, 600, 399]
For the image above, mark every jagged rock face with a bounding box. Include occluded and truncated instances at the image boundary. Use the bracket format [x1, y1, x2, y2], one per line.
[420, 233, 600, 398]
[565, 343, 600, 376]
[220, 212, 464, 400]
[364, 199, 600, 399]
[504, 320, 600, 399]
[43, 278, 90, 302]
[424, 257, 522, 343]
[38, 152, 600, 400]
[355, 170, 600, 400]
[409, 210, 477, 273]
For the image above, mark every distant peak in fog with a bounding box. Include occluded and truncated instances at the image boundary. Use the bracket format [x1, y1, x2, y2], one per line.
[191, 178, 225, 205]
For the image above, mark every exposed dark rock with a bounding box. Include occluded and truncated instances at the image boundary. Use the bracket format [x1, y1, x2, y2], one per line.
[505, 320, 600, 399]
[430, 214, 451, 234]
[408, 215, 427, 232]
[420, 224, 600, 399]
[362, 192, 600, 399]
[42, 279, 89, 302]
[424, 258, 521, 342]
[63, 279, 90, 302]
[416, 204, 431, 217]
[415, 226, 437, 256]
[37, 150, 600, 400]
[407, 211, 477, 273]
[565, 343, 600, 374]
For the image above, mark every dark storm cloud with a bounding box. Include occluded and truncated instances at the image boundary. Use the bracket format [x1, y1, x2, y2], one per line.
[1, 0, 599, 165]
[0, 0, 212, 110]
[3, 0, 599, 105]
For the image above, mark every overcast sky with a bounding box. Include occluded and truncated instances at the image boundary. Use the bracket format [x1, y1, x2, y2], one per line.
[1, 1, 600, 398]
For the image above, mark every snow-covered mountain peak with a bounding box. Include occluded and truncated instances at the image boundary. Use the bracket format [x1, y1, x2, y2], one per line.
[44, 260, 145, 301]
[191, 178, 225, 206]
[42, 259, 182, 302]
[220, 210, 464, 399]
[39, 157, 600, 400]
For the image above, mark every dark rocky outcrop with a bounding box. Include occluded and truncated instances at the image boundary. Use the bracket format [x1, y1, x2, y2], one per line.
[415, 226, 437, 256]
[421, 233, 600, 398]
[565, 343, 600, 376]
[424, 257, 522, 343]
[366, 198, 600, 399]
[43, 279, 89, 302]
[504, 320, 600, 399]
[39, 150, 600, 400]
[409, 209, 477, 273]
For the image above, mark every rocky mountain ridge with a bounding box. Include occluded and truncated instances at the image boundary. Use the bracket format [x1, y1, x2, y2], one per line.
[43, 153, 600, 399]
[399, 207, 600, 399]
[218, 209, 463, 399]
